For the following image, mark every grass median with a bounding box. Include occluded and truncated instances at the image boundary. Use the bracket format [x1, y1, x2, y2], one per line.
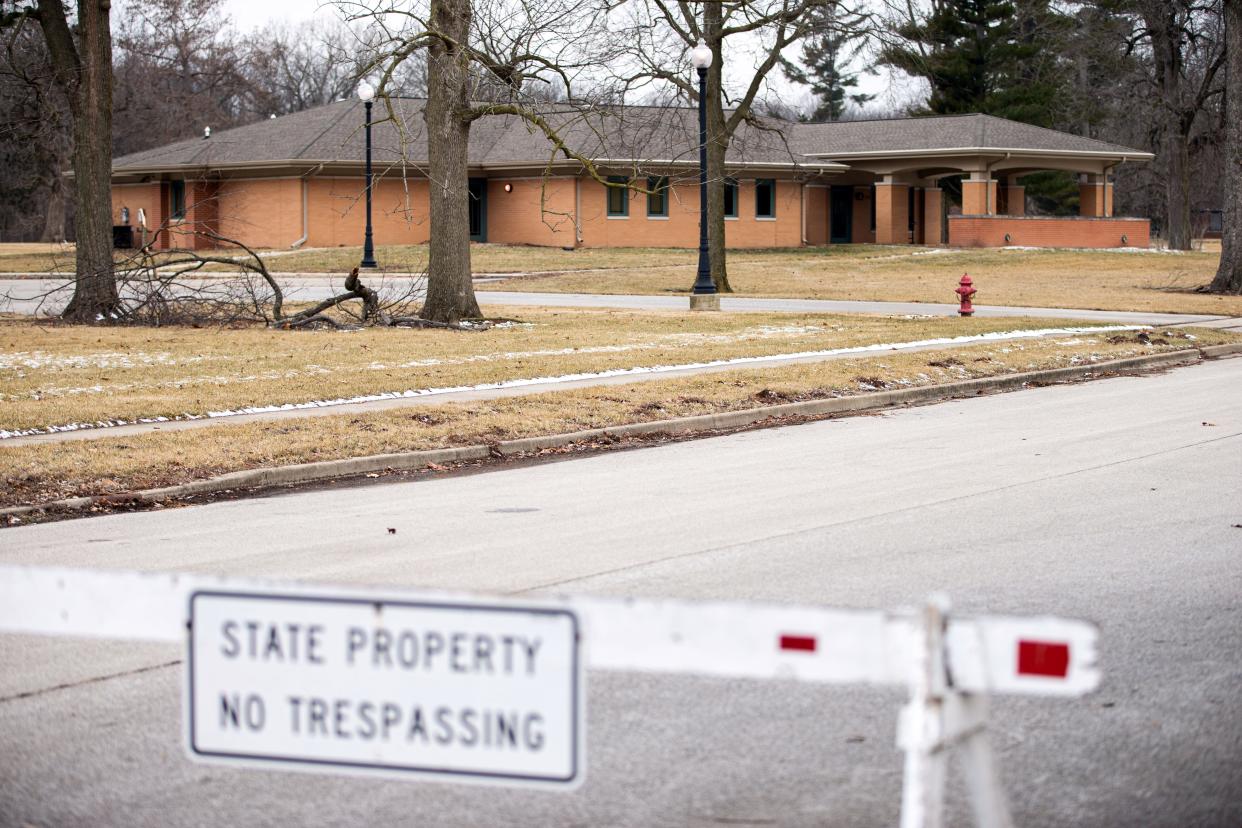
[0, 308, 1114, 434]
[2, 328, 1236, 511]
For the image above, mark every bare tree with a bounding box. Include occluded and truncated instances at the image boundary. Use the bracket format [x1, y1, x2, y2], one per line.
[1126, 0, 1227, 250]
[0, 12, 71, 241]
[3, 0, 119, 321]
[241, 19, 377, 116]
[611, 0, 852, 292]
[112, 0, 251, 154]
[341, 0, 636, 324]
[1208, 0, 1239, 292]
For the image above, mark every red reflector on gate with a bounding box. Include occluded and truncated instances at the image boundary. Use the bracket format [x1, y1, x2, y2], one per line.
[780, 635, 817, 653]
[1017, 640, 1070, 677]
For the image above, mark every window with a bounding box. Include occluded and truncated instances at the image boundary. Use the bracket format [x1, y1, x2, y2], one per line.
[647, 176, 669, 217]
[723, 178, 739, 218]
[170, 180, 186, 220]
[606, 176, 628, 217]
[755, 178, 775, 218]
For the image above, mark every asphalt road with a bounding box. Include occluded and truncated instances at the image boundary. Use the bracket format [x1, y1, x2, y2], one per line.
[1, 358, 1240, 826]
[1, 276, 1232, 326]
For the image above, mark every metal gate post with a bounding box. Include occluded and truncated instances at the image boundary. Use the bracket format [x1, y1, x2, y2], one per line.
[898, 596, 1015, 828]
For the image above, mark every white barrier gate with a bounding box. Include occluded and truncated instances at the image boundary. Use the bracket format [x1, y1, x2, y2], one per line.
[0, 565, 1100, 827]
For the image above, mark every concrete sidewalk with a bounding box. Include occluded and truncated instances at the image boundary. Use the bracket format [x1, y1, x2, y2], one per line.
[4, 277, 1239, 328]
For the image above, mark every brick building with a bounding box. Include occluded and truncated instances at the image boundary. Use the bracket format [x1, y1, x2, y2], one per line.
[110, 99, 1153, 252]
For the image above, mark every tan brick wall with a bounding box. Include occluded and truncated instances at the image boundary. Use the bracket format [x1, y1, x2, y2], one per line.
[1079, 182, 1106, 217]
[852, 187, 875, 244]
[948, 215, 1150, 248]
[1005, 186, 1026, 216]
[875, 183, 910, 244]
[962, 179, 997, 215]
[487, 178, 578, 246]
[111, 184, 163, 247]
[214, 179, 304, 248]
[577, 177, 803, 249]
[128, 174, 816, 250]
[307, 177, 431, 248]
[804, 186, 829, 245]
[924, 189, 944, 245]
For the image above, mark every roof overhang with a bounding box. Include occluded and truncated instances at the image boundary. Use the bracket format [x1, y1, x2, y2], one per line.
[112, 155, 850, 181]
[803, 147, 1154, 163]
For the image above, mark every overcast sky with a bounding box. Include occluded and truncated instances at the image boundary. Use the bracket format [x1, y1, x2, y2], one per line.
[218, 0, 918, 113]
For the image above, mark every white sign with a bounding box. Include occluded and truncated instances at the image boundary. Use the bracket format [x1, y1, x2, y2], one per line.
[185, 589, 583, 787]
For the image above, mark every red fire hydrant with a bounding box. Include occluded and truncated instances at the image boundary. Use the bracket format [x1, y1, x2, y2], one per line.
[955, 274, 976, 317]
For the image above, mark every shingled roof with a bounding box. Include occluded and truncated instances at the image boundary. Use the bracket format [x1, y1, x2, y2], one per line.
[111, 99, 1150, 178]
[794, 113, 1151, 159]
[111, 98, 839, 176]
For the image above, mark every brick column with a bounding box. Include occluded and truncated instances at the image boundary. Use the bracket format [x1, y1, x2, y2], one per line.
[1005, 184, 1025, 216]
[1104, 182, 1114, 217]
[186, 181, 221, 250]
[1080, 174, 1106, 217]
[875, 177, 910, 244]
[962, 173, 996, 215]
[924, 188, 944, 245]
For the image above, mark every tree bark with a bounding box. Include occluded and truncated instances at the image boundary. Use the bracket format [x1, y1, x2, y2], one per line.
[1164, 127, 1192, 250]
[40, 160, 67, 243]
[36, 0, 119, 321]
[704, 3, 732, 293]
[421, 0, 481, 324]
[1209, 0, 1241, 292]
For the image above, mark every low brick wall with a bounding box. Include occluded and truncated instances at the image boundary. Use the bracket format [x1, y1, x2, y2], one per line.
[948, 215, 1151, 249]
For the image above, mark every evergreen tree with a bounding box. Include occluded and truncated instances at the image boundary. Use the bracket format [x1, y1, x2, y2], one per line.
[880, 0, 1067, 126]
[782, 7, 873, 121]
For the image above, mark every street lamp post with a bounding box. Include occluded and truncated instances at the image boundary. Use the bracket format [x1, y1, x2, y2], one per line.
[689, 40, 719, 312]
[358, 82, 379, 269]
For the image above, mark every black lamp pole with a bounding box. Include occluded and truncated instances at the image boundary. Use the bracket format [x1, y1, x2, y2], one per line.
[360, 98, 378, 269]
[691, 65, 715, 295]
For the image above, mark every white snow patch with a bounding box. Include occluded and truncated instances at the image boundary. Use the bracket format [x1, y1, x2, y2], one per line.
[0, 325, 1150, 440]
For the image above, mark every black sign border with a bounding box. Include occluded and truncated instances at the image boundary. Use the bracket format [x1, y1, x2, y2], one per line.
[187, 589, 582, 785]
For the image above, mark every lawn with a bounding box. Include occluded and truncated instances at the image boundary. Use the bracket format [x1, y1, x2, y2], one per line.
[6, 241, 1237, 316]
[482, 245, 1242, 316]
[0, 242, 696, 275]
[0, 307, 1119, 434]
[1, 328, 1229, 510]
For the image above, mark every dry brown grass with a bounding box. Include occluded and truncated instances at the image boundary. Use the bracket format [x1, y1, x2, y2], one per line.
[483, 245, 1242, 315]
[244, 243, 698, 274]
[2, 329, 1229, 509]
[0, 242, 696, 275]
[0, 308, 1105, 433]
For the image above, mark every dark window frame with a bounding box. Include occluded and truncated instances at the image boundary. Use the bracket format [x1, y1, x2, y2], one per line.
[723, 177, 739, 218]
[170, 180, 187, 220]
[606, 176, 629, 217]
[755, 178, 776, 219]
[647, 176, 670, 218]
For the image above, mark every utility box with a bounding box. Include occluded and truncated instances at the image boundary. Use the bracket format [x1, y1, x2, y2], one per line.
[112, 225, 134, 249]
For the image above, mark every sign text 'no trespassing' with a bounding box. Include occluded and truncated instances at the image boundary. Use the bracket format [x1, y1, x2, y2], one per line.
[186, 591, 583, 787]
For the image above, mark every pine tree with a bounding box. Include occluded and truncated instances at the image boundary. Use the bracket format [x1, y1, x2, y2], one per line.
[782, 7, 873, 122]
[880, 0, 1067, 125]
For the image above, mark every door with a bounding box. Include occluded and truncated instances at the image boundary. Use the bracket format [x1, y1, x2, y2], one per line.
[830, 186, 853, 244]
[468, 178, 487, 242]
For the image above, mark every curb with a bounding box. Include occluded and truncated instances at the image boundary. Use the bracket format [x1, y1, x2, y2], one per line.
[3, 345, 1237, 520]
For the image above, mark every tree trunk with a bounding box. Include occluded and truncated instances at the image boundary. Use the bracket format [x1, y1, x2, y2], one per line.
[1209, 0, 1241, 292]
[37, 0, 120, 322]
[40, 162, 67, 244]
[704, 4, 732, 293]
[421, 0, 481, 323]
[1164, 128, 1192, 250]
